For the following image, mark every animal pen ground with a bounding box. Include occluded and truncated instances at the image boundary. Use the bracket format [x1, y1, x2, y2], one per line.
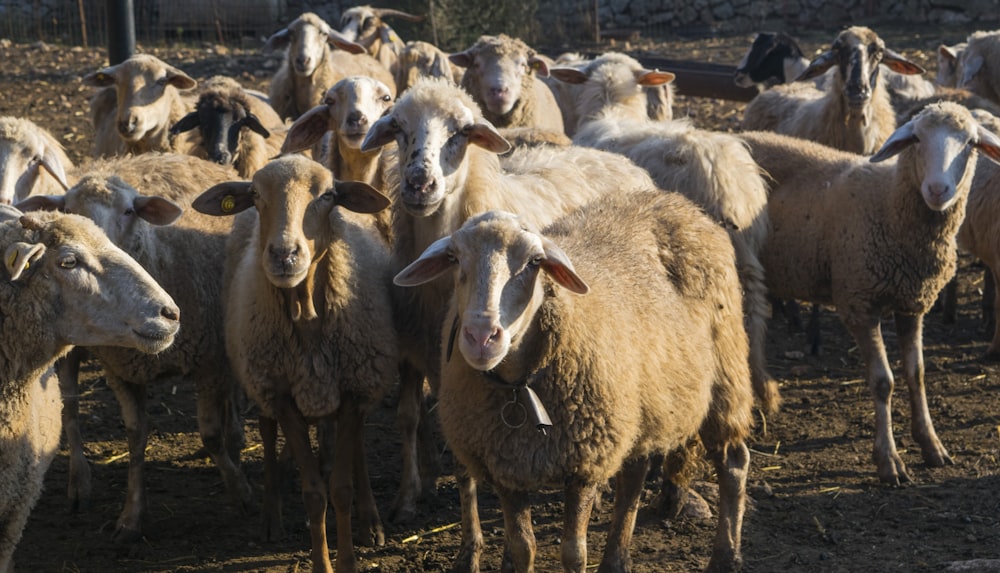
[3, 21, 1000, 573]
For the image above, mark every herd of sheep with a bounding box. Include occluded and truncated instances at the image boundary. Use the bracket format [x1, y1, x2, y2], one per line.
[3, 6, 1000, 572]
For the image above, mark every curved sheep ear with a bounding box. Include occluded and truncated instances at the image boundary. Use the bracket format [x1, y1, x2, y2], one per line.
[326, 28, 367, 54]
[16, 194, 66, 213]
[39, 146, 70, 191]
[4, 241, 45, 282]
[449, 50, 474, 68]
[870, 121, 917, 163]
[528, 55, 550, 77]
[540, 237, 589, 294]
[961, 54, 984, 88]
[635, 69, 675, 86]
[549, 67, 588, 84]
[283, 105, 332, 154]
[974, 124, 1000, 165]
[361, 115, 398, 152]
[263, 27, 291, 53]
[170, 110, 201, 134]
[332, 181, 391, 214]
[242, 113, 271, 138]
[165, 66, 197, 91]
[192, 181, 255, 216]
[881, 49, 925, 76]
[82, 64, 119, 87]
[0, 204, 22, 223]
[468, 122, 512, 154]
[394, 235, 455, 286]
[133, 196, 183, 226]
[796, 50, 836, 81]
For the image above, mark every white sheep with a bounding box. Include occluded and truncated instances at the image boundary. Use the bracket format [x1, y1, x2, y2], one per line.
[192, 155, 397, 573]
[449, 34, 564, 133]
[0, 207, 179, 573]
[264, 12, 396, 122]
[82, 54, 200, 158]
[0, 116, 72, 205]
[395, 189, 754, 572]
[741, 101, 1000, 485]
[17, 152, 251, 543]
[741, 26, 925, 155]
[170, 75, 287, 178]
[394, 40, 462, 93]
[337, 4, 424, 72]
[959, 30, 1000, 106]
[360, 75, 656, 542]
[551, 51, 779, 414]
[938, 42, 966, 88]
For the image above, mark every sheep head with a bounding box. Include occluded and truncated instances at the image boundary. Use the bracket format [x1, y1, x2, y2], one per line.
[451, 34, 550, 118]
[733, 32, 807, 88]
[264, 12, 365, 77]
[339, 5, 423, 52]
[395, 210, 587, 371]
[283, 76, 394, 155]
[0, 117, 71, 205]
[171, 80, 271, 166]
[936, 42, 966, 88]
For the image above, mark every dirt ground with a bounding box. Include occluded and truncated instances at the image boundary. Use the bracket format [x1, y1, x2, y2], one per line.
[5, 21, 1000, 573]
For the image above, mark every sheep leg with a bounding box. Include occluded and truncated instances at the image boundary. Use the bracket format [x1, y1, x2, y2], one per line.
[741, 253, 781, 414]
[598, 456, 648, 573]
[106, 377, 149, 543]
[390, 361, 423, 523]
[351, 415, 385, 548]
[844, 316, 910, 484]
[195, 377, 253, 511]
[275, 398, 334, 573]
[704, 441, 749, 573]
[330, 401, 363, 573]
[495, 484, 536, 573]
[985, 267, 1000, 358]
[259, 414, 285, 542]
[451, 467, 483, 573]
[560, 480, 597, 572]
[895, 313, 953, 468]
[57, 348, 91, 512]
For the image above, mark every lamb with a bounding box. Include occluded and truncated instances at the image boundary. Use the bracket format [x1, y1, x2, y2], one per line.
[740, 101, 1000, 485]
[264, 12, 396, 122]
[394, 189, 754, 573]
[359, 76, 656, 548]
[959, 30, 1000, 106]
[17, 152, 251, 543]
[83, 54, 200, 158]
[0, 116, 72, 205]
[450, 34, 564, 133]
[170, 75, 287, 178]
[550, 51, 779, 414]
[337, 4, 424, 72]
[192, 155, 397, 573]
[741, 26, 925, 155]
[0, 207, 180, 573]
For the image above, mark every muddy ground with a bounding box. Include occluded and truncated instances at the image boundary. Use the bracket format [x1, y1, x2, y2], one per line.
[4, 21, 999, 573]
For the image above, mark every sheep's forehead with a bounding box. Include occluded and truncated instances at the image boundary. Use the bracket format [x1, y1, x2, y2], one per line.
[253, 159, 331, 205]
[834, 27, 883, 52]
[913, 102, 976, 138]
[291, 12, 327, 32]
[330, 77, 389, 105]
[394, 85, 478, 131]
[471, 35, 531, 62]
[0, 118, 45, 153]
[454, 212, 538, 261]
[66, 177, 136, 216]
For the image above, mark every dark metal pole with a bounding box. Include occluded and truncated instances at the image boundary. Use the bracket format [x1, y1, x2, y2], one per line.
[107, 0, 135, 65]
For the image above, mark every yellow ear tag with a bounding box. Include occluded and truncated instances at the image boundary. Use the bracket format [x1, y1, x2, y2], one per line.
[7, 251, 17, 268]
[96, 73, 106, 81]
[221, 195, 236, 212]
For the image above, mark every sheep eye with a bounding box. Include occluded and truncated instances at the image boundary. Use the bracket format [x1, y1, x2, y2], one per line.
[390, 119, 400, 130]
[59, 255, 77, 269]
[155, 77, 169, 86]
[529, 255, 543, 267]
[381, 94, 391, 102]
[124, 207, 135, 216]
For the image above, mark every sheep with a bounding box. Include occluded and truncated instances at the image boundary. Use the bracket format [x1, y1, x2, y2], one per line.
[170, 76, 287, 178]
[82, 54, 200, 158]
[359, 75, 657, 543]
[740, 101, 1000, 485]
[17, 152, 251, 543]
[550, 51, 779, 414]
[394, 189, 754, 573]
[449, 34, 564, 133]
[0, 207, 180, 573]
[938, 42, 966, 88]
[337, 5, 424, 72]
[264, 12, 396, 122]
[394, 40, 462, 93]
[741, 26, 925, 155]
[959, 30, 1000, 106]
[191, 155, 397, 573]
[0, 116, 72, 205]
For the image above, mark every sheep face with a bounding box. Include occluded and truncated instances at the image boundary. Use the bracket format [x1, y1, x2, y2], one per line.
[339, 6, 420, 49]
[265, 13, 364, 77]
[452, 35, 548, 117]
[733, 32, 805, 88]
[3, 211, 179, 353]
[172, 91, 270, 166]
[328, 77, 393, 149]
[0, 118, 69, 205]
[396, 211, 588, 371]
[83, 55, 197, 144]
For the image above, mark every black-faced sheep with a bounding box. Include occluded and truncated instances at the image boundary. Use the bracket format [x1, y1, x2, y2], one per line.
[0, 208, 179, 573]
[83, 54, 200, 158]
[0, 116, 72, 205]
[264, 12, 396, 121]
[18, 153, 250, 543]
[395, 190, 753, 572]
[192, 155, 397, 573]
[741, 101, 1000, 485]
[450, 34, 564, 133]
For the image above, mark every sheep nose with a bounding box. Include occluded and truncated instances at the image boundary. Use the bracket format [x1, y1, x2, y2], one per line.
[161, 304, 180, 322]
[296, 55, 312, 69]
[211, 149, 232, 165]
[118, 118, 137, 135]
[489, 86, 508, 98]
[345, 111, 367, 127]
[464, 324, 502, 349]
[269, 245, 300, 267]
[406, 170, 431, 192]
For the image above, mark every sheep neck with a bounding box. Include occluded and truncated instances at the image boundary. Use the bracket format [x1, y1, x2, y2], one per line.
[0, 300, 63, 400]
[329, 136, 381, 185]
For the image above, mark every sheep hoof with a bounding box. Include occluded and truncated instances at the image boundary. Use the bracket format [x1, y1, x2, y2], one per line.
[110, 523, 144, 545]
[355, 522, 385, 547]
[876, 455, 912, 487]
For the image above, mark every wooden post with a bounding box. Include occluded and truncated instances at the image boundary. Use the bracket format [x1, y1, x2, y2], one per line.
[78, 0, 88, 47]
[107, 0, 135, 65]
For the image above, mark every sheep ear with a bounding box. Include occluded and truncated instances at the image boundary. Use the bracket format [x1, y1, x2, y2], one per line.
[961, 54, 984, 88]
[263, 27, 291, 53]
[796, 50, 836, 81]
[16, 195, 66, 213]
[0, 204, 22, 223]
[636, 69, 675, 86]
[881, 49, 925, 76]
[134, 196, 183, 226]
[540, 237, 589, 294]
[974, 124, 1000, 165]
[394, 235, 455, 286]
[449, 50, 474, 68]
[165, 66, 197, 90]
[326, 29, 366, 54]
[468, 123, 512, 154]
[192, 182, 255, 216]
[870, 121, 917, 163]
[170, 110, 201, 134]
[82, 65, 119, 87]
[332, 181, 391, 214]
[528, 56, 550, 77]
[5, 241, 45, 282]
[361, 115, 397, 151]
[283, 105, 332, 154]
[549, 67, 588, 84]
[938, 44, 959, 63]
[243, 113, 271, 138]
[39, 146, 70, 191]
